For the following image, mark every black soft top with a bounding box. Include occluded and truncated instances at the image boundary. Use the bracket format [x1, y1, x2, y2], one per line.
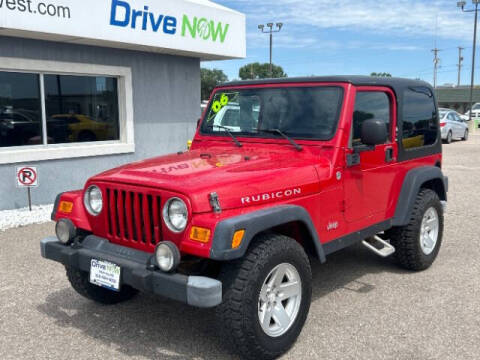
[221, 76, 433, 95]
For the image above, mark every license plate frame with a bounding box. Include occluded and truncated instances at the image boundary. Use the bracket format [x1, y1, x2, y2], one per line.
[89, 259, 121, 292]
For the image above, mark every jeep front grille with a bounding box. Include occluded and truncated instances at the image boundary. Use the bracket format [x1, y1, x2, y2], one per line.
[105, 187, 162, 251]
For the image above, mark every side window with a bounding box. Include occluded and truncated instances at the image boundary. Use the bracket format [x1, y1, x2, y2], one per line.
[352, 91, 391, 146]
[447, 113, 455, 121]
[402, 87, 438, 150]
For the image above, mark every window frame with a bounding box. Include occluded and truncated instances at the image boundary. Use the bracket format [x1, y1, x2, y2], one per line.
[0, 57, 134, 165]
[350, 86, 396, 149]
[351, 89, 394, 147]
[401, 86, 439, 153]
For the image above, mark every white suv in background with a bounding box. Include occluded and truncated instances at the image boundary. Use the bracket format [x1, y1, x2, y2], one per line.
[439, 108, 469, 144]
[464, 103, 480, 120]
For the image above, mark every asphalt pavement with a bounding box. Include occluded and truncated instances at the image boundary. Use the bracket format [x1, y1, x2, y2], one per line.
[1, 136, 479, 360]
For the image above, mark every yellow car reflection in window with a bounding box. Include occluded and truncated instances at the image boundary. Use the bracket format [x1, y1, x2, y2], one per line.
[402, 135, 425, 149]
[52, 114, 113, 142]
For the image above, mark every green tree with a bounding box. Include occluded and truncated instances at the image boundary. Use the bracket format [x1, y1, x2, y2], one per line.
[370, 72, 392, 77]
[201, 68, 228, 101]
[239, 62, 287, 80]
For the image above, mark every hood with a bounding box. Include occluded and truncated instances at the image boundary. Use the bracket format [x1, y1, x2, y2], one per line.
[91, 146, 332, 213]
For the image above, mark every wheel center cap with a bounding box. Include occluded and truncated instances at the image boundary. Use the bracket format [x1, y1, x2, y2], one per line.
[268, 293, 276, 302]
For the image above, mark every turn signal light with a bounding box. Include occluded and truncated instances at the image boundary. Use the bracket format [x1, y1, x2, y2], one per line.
[190, 226, 211, 243]
[232, 230, 245, 249]
[59, 201, 74, 214]
[187, 140, 192, 150]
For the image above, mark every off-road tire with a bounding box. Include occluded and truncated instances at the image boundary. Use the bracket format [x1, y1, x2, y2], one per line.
[463, 129, 469, 141]
[66, 266, 138, 305]
[389, 189, 444, 271]
[216, 233, 312, 360]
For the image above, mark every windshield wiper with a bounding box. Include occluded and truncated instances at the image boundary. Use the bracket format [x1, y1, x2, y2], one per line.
[207, 124, 242, 147]
[257, 129, 303, 151]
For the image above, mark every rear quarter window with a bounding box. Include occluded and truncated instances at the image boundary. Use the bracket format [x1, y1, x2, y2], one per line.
[402, 87, 438, 149]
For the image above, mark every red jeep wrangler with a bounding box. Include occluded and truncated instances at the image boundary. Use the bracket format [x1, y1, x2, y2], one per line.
[41, 76, 447, 359]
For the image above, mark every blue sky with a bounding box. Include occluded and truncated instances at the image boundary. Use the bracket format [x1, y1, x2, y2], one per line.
[202, 0, 479, 86]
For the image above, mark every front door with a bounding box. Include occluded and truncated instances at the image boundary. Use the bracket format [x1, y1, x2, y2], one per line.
[447, 113, 459, 138]
[343, 87, 398, 225]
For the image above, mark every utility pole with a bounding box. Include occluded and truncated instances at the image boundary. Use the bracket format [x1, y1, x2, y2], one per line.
[258, 23, 283, 77]
[458, 0, 480, 121]
[432, 48, 441, 88]
[458, 46, 465, 86]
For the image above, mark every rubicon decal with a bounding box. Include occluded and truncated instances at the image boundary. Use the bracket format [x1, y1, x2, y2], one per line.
[110, 0, 230, 43]
[241, 188, 302, 205]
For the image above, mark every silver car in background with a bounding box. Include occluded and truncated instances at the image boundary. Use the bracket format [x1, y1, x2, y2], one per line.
[439, 108, 469, 144]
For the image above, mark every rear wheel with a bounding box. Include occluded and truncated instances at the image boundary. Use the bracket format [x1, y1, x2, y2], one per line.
[446, 131, 453, 144]
[389, 189, 444, 271]
[216, 233, 312, 360]
[66, 266, 138, 305]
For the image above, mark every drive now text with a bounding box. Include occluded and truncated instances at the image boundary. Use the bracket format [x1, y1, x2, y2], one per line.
[109, 0, 230, 43]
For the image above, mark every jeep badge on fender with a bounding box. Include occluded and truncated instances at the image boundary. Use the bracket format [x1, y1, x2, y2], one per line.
[42, 76, 447, 360]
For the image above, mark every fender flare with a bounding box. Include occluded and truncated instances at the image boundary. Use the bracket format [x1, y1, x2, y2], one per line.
[209, 205, 326, 263]
[392, 166, 448, 227]
[51, 192, 64, 221]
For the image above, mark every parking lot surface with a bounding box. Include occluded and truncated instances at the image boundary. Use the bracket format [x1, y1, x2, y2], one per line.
[1, 136, 480, 360]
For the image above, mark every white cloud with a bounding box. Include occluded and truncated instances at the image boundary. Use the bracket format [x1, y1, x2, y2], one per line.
[247, 31, 422, 51]
[233, 0, 472, 40]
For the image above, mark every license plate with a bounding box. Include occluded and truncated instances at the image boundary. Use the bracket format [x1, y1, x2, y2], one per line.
[90, 259, 121, 292]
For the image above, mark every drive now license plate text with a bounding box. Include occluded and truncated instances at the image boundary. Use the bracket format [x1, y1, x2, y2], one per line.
[90, 259, 121, 291]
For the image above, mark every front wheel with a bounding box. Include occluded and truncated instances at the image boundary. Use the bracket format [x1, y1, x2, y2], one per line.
[216, 233, 312, 360]
[66, 266, 138, 304]
[463, 129, 469, 141]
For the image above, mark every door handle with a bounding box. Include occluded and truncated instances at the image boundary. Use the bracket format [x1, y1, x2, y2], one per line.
[385, 147, 394, 162]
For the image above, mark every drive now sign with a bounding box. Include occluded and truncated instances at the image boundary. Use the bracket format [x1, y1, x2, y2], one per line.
[110, 0, 230, 43]
[0, 0, 246, 60]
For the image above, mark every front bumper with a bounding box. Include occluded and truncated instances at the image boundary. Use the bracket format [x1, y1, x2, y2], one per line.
[40, 235, 222, 308]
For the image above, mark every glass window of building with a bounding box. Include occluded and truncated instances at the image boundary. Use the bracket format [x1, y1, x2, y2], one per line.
[44, 75, 120, 144]
[0, 72, 42, 148]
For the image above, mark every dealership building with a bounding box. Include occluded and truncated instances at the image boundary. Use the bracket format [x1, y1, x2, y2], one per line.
[0, 0, 245, 210]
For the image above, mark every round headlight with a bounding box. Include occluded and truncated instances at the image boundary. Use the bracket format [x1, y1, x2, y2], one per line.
[155, 241, 181, 272]
[84, 185, 103, 216]
[162, 198, 188, 233]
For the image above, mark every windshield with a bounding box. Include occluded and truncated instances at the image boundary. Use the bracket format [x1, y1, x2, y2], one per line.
[201, 86, 344, 140]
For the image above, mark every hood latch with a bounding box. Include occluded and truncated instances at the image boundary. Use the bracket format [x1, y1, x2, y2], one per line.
[209, 192, 222, 214]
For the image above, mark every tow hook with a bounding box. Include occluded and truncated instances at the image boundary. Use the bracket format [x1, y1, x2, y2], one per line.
[362, 236, 396, 258]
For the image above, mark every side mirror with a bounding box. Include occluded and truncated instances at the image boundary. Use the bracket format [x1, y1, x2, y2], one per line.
[361, 119, 387, 146]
